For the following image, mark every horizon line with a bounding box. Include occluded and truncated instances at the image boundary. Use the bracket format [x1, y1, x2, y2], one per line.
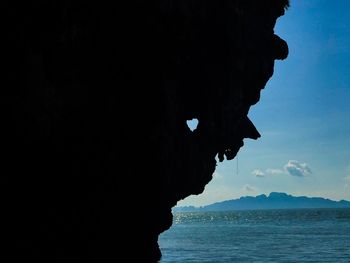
[176, 191, 350, 208]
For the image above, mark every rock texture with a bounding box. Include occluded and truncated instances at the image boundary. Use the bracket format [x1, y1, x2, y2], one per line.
[3, 0, 289, 262]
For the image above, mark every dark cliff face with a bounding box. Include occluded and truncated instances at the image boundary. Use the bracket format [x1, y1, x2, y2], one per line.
[3, 0, 289, 262]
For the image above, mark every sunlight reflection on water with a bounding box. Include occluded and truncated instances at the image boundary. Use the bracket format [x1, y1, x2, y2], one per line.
[160, 209, 350, 262]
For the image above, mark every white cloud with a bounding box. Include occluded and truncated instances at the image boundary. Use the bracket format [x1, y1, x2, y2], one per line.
[252, 169, 265, 178]
[344, 175, 350, 182]
[265, 168, 285, 175]
[243, 184, 257, 192]
[284, 160, 312, 177]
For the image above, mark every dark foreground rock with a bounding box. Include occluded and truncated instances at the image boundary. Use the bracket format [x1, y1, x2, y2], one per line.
[3, 0, 289, 262]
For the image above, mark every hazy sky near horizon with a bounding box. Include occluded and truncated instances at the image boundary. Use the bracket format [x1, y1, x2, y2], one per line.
[178, 0, 350, 207]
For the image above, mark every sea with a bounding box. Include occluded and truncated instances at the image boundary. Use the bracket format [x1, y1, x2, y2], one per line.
[159, 209, 350, 262]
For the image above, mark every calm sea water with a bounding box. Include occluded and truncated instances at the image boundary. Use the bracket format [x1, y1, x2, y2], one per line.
[159, 209, 350, 262]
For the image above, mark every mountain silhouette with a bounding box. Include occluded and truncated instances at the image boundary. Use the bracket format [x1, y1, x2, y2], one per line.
[174, 192, 350, 212]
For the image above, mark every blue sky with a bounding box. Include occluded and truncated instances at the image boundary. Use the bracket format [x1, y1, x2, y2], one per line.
[179, 0, 350, 206]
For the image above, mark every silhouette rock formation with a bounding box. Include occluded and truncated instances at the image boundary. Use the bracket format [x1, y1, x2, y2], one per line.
[4, 0, 289, 262]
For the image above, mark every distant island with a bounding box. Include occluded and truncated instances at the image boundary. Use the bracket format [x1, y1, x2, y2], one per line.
[173, 192, 350, 212]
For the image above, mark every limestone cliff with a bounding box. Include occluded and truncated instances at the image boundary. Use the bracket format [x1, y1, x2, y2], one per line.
[3, 0, 289, 262]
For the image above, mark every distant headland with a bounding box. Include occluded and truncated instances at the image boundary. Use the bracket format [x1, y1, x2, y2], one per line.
[173, 192, 350, 212]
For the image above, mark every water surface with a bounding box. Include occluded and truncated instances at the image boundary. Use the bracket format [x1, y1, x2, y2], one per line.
[159, 209, 350, 262]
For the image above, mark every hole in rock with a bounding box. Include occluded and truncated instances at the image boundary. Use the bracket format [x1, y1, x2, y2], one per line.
[186, 118, 199, 132]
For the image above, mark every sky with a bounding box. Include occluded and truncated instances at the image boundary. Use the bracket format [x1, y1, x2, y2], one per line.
[178, 0, 350, 207]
